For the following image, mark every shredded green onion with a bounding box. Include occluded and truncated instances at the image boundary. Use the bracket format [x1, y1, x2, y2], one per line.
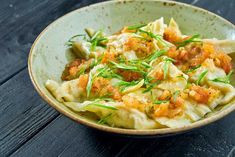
[143, 81, 160, 93]
[145, 50, 166, 62]
[173, 90, 180, 102]
[184, 65, 201, 73]
[176, 74, 187, 80]
[127, 23, 147, 30]
[138, 29, 170, 47]
[89, 30, 108, 51]
[196, 70, 208, 85]
[65, 34, 87, 46]
[211, 70, 233, 84]
[163, 58, 175, 79]
[110, 61, 138, 71]
[89, 103, 118, 110]
[98, 113, 113, 124]
[154, 100, 169, 105]
[176, 34, 202, 49]
[96, 66, 123, 79]
[117, 80, 140, 92]
[86, 71, 93, 97]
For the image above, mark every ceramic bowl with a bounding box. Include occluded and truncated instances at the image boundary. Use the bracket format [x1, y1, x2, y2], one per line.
[28, 0, 235, 136]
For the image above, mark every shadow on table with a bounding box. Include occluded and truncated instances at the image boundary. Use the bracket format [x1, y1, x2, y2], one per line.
[84, 112, 235, 156]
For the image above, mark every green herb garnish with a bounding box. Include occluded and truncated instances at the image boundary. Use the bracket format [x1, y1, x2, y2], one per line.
[117, 80, 140, 92]
[143, 80, 160, 93]
[127, 23, 147, 30]
[110, 61, 138, 71]
[196, 70, 208, 85]
[96, 66, 123, 79]
[76, 66, 86, 76]
[89, 103, 118, 110]
[89, 30, 108, 51]
[176, 34, 201, 49]
[98, 113, 113, 124]
[96, 53, 105, 64]
[90, 55, 105, 69]
[165, 57, 176, 62]
[138, 29, 170, 47]
[173, 90, 180, 102]
[86, 71, 93, 97]
[145, 50, 166, 62]
[143, 75, 154, 85]
[154, 100, 169, 104]
[163, 57, 175, 79]
[139, 29, 162, 39]
[211, 70, 233, 84]
[163, 62, 169, 80]
[184, 65, 201, 73]
[150, 91, 154, 102]
[176, 74, 187, 80]
[141, 62, 151, 68]
[185, 82, 191, 90]
[128, 60, 150, 74]
[65, 34, 87, 46]
[90, 31, 101, 41]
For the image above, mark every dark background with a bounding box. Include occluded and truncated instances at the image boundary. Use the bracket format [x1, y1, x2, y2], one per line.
[0, 0, 235, 157]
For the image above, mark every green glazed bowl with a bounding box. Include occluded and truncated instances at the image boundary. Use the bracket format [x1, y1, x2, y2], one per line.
[28, 0, 235, 136]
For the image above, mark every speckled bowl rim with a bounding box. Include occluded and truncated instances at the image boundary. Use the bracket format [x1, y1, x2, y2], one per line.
[28, 0, 235, 136]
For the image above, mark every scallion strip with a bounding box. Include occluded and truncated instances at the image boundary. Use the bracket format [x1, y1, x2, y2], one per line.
[176, 34, 201, 49]
[196, 70, 208, 85]
[154, 100, 169, 105]
[145, 50, 166, 62]
[110, 61, 138, 71]
[98, 113, 113, 124]
[184, 65, 201, 73]
[127, 23, 147, 30]
[90, 103, 118, 110]
[212, 70, 233, 84]
[86, 71, 93, 97]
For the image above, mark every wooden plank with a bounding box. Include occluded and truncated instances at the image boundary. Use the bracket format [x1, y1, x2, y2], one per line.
[0, 69, 59, 156]
[0, 0, 104, 85]
[177, 0, 235, 23]
[11, 116, 132, 157]
[10, 113, 235, 157]
[115, 112, 235, 157]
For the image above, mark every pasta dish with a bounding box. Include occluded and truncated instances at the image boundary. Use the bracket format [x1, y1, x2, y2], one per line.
[45, 18, 235, 129]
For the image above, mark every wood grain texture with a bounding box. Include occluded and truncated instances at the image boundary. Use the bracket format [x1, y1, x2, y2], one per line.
[11, 116, 131, 157]
[177, 0, 235, 24]
[115, 112, 235, 157]
[0, 1, 106, 156]
[0, 0, 104, 85]
[0, 69, 59, 156]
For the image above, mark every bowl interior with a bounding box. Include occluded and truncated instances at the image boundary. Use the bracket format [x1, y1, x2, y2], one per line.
[29, 0, 235, 135]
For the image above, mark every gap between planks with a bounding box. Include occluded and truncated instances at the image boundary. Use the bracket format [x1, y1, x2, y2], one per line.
[0, 66, 27, 86]
[8, 113, 60, 156]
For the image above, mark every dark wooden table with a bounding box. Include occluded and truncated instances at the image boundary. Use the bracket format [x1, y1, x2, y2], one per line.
[0, 0, 235, 156]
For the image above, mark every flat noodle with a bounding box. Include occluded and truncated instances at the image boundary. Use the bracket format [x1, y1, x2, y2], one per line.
[141, 17, 167, 36]
[203, 39, 235, 54]
[46, 79, 84, 102]
[45, 17, 235, 129]
[168, 18, 183, 38]
[64, 101, 162, 129]
[155, 116, 191, 128]
[149, 57, 188, 92]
